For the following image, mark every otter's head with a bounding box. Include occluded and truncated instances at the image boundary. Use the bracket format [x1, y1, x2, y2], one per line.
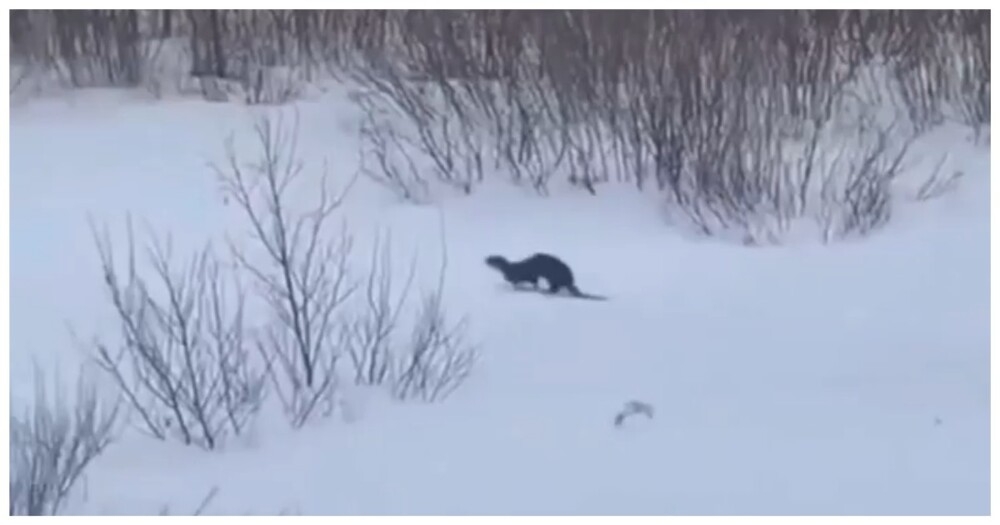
[484, 255, 509, 272]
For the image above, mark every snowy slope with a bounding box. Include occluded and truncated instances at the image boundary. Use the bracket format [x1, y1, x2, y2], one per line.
[8, 90, 990, 515]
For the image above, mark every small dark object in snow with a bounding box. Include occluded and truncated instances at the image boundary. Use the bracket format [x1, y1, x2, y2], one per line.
[485, 253, 607, 301]
[614, 400, 654, 427]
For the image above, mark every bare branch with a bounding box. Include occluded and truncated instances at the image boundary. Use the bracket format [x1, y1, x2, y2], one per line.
[217, 112, 357, 427]
[9, 364, 119, 516]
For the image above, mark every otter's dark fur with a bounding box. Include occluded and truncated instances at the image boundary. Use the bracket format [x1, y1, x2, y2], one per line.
[485, 253, 606, 300]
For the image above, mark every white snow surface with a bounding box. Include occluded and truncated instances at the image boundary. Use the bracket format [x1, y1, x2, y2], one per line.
[9, 89, 990, 515]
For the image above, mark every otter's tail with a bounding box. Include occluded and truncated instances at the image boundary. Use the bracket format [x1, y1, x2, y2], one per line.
[566, 284, 609, 301]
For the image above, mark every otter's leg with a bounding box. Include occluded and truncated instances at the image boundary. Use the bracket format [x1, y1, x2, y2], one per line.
[512, 280, 532, 290]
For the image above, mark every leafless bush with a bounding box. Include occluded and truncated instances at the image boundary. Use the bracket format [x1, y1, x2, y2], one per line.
[394, 214, 477, 403]
[353, 62, 486, 196]
[595, 18, 794, 240]
[855, 11, 990, 134]
[11, 10, 336, 103]
[888, 35, 950, 134]
[344, 227, 477, 402]
[357, 91, 432, 203]
[628, 28, 917, 245]
[351, 13, 601, 199]
[13, 10, 986, 242]
[391, 291, 477, 403]
[9, 365, 119, 516]
[346, 232, 417, 386]
[193, 64, 306, 105]
[817, 122, 916, 242]
[90, 218, 265, 450]
[12, 10, 165, 90]
[916, 153, 965, 202]
[498, 76, 570, 195]
[216, 113, 358, 428]
[238, 65, 306, 105]
[218, 113, 474, 413]
[381, 12, 574, 195]
[950, 12, 990, 133]
[184, 11, 311, 105]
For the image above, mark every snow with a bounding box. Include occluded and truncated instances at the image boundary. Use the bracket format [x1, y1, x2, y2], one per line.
[8, 88, 990, 515]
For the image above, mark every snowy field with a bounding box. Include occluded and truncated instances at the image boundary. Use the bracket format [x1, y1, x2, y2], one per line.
[9, 86, 991, 515]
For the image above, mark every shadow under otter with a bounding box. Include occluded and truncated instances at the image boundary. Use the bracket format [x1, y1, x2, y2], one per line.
[485, 253, 608, 301]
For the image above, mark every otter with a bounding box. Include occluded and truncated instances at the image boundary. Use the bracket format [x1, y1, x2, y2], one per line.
[484, 253, 607, 300]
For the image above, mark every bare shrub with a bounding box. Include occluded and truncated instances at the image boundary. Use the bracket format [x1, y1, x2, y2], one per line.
[886, 21, 951, 134]
[817, 122, 916, 242]
[950, 12, 990, 133]
[13, 10, 986, 244]
[185, 11, 311, 105]
[915, 152, 965, 202]
[346, 232, 417, 386]
[497, 76, 570, 195]
[345, 225, 477, 403]
[32, 10, 164, 89]
[218, 113, 475, 416]
[90, 218, 265, 449]
[216, 113, 358, 428]
[628, 22, 918, 244]
[392, 11, 983, 242]
[852, 11, 990, 134]
[564, 118, 615, 195]
[393, 214, 477, 403]
[238, 65, 306, 105]
[352, 62, 486, 196]
[357, 90, 432, 203]
[9, 365, 119, 516]
[601, 16, 799, 240]
[11, 10, 335, 103]
[391, 291, 477, 403]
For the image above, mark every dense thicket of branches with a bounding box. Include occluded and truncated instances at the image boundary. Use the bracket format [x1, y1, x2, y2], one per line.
[10, 9, 989, 240]
[9, 367, 119, 515]
[10, 10, 987, 117]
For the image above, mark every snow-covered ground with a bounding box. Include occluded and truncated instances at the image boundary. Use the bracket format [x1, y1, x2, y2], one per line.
[8, 88, 990, 515]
